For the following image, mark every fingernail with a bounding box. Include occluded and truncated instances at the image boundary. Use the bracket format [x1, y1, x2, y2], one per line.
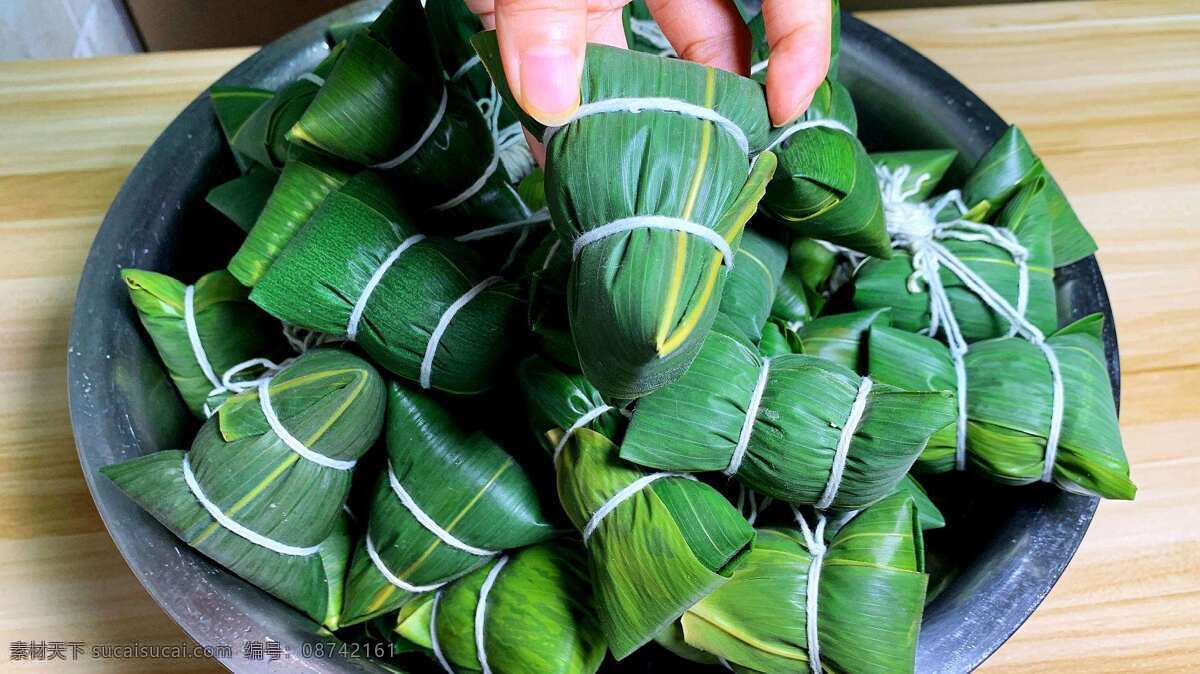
[519, 46, 580, 126]
[774, 92, 814, 128]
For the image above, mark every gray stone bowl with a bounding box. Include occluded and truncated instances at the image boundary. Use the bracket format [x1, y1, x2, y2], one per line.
[68, 2, 1118, 672]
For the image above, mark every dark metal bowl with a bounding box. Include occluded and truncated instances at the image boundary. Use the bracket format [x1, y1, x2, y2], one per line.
[68, 3, 1118, 672]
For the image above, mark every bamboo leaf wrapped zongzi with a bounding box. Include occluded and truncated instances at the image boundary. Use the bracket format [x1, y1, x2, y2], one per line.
[555, 427, 754, 659]
[341, 384, 555, 626]
[868, 318, 1135, 499]
[621, 329, 957, 508]
[121, 268, 282, 418]
[516, 355, 624, 459]
[387, 541, 608, 674]
[680, 492, 928, 674]
[101, 348, 386, 629]
[250, 172, 526, 394]
[474, 31, 776, 399]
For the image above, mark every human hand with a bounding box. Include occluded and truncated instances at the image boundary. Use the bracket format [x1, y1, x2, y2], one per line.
[465, 0, 832, 128]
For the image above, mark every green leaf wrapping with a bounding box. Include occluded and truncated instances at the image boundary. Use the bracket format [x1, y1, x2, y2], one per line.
[250, 172, 526, 395]
[341, 384, 555, 626]
[393, 541, 608, 674]
[853, 178, 1058, 342]
[796, 307, 892, 373]
[227, 149, 354, 286]
[121, 268, 281, 418]
[760, 79, 890, 258]
[474, 32, 776, 399]
[205, 166, 278, 233]
[758, 319, 804, 357]
[713, 229, 787, 346]
[963, 126, 1097, 267]
[99, 349, 386, 629]
[231, 78, 321, 172]
[867, 319, 1136, 499]
[209, 85, 272, 173]
[681, 492, 928, 674]
[555, 428, 754, 659]
[287, 1, 530, 227]
[621, 330, 956, 507]
[516, 355, 623, 456]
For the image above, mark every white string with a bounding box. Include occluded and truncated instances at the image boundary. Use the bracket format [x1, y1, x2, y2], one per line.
[815, 377, 873, 510]
[365, 534, 448, 593]
[181, 454, 320, 556]
[552, 405, 614, 463]
[571, 215, 735, 268]
[736, 484, 773, 527]
[421, 276, 504, 389]
[762, 118, 854, 155]
[298, 73, 325, 87]
[582, 472, 696, 542]
[1038, 341, 1065, 483]
[726, 358, 771, 476]
[876, 164, 1062, 475]
[257, 378, 357, 470]
[183, 285, 222, 390]
[794, 510, 827, 674]
[347, 234, 426, 340]
[750, 59, 769, 75]
[454, 210, 551, 242]
[433, 149, 500, 212]
[282, 324, 342, 353]
[429, 591, 453, 673]
[628, 18, 676, 56]
[542, 97, 750, 156]
[449, 55, 481, 82]
[373, 88, 448, 170]
[201, 356, 283, 418]
[474, 555, 508, 674]
[387, 462, 497, 556]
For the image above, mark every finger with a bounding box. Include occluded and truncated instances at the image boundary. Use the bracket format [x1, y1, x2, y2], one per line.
[645, 0, 749, 74]
[761, 0, 831, 126]
[493, 0, 588, 126]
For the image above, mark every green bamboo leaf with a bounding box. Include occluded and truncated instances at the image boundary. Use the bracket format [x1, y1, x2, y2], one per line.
[963, 126, 1097, 266]
[231, 78, 323, 172]
[341, 384, 555, 626]
[867, 320, 1135, 499]
[227, 149, 354, 287]
[100, 349, 386, 629]
[714, 229, 787, 346]
[796, 307, 891, 373]
[475, 31, 775, 398]
[621, 330, 956, 508]
[392, 541, 608, 673]
[250, 172, 526, 394]
[516, 355, 623, 457]
[681, 491, 927, 673]
[121, 268, 283, 418]
[209, 85, 272, 173]
[556, 428, 753, 659]
[758, 319, 804, 357]
[205, 166, 278, 233]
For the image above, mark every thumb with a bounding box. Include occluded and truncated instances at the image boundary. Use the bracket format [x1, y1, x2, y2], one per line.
[495, 0, 588, 126]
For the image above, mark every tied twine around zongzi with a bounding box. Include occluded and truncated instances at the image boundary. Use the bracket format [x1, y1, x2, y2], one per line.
[876, 164, 1063, 479]
[794, 510, 829, 674]
[723, 355, 873, 510]
[368, 57, 534, 212]
[178, 353, 363, 558]
[428, 555, 508, 674]
[342, 231, 502, 391]
[540, 96, 758, 272]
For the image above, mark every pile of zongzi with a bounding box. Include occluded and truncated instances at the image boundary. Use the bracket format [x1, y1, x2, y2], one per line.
[102, 0, 1133, 672]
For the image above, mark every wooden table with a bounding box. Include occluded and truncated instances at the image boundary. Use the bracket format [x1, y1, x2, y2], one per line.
[0, 0, 1194, 671]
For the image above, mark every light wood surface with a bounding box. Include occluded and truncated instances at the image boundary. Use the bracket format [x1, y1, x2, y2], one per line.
[0, 1, 1194, 671]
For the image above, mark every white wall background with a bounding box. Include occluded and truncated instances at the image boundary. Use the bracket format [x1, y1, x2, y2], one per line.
[0, 0, 141, 60]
